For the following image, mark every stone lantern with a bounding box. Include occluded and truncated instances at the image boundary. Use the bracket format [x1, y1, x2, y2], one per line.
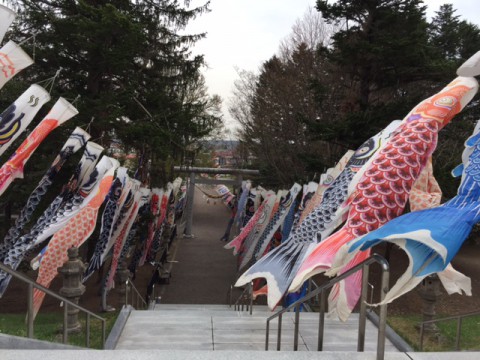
[116, 260, 130, 296]
[417, 273, 443, 334]
[58, 247, 86, 333]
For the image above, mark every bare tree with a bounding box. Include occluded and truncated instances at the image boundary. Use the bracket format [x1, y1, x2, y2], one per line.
[278, 6, 335, 61]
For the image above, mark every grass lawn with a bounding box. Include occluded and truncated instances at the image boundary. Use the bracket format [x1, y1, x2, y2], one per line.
[388, 313, 480, 351]
[0, 310, 119, 349]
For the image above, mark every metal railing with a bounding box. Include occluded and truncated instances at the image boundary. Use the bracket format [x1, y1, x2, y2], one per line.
[0, 262, 106, 348]
[125, 278, 148, 309]
[265, 254, 390, 360]
[229, 282, 253, 314]
[419, 310, 480, 351]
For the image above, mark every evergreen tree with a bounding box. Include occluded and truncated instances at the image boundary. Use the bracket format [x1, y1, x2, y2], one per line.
[315, 0, 438, 145]
[428, 4, 480, 198]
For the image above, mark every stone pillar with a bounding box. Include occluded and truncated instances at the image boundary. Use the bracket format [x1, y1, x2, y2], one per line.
[184, 172, 195, 238]
[417, 274, 442, 334]
[116, 260, 130, 296]
[58, 247, 86, 334]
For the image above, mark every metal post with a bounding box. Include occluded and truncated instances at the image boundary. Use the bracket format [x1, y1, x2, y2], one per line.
[317, 290, 326, 351]
[419, 324, 425, 350]
[277, 314, 282, 351]
[63, 303, 68, 344]
[358, 264, 369, 351]
[249, 282, 253, 315]
[125, 280, 129, 307]
[376, 264, 390, 360]
[265, 321, 270, 350]
[27, 283, 34, 338]
[455, 317, 462, 350]
[86, 313, 91, 348]
[184, 172, 195, 237]
[294, 306, 300, 351]
[102, 320, 106, 349]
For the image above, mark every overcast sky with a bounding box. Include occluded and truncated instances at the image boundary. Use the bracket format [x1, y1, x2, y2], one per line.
[185, 0, 480, 131]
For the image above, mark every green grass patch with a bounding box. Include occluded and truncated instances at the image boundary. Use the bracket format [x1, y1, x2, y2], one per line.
[388, 314, 480, 351]
[0, 311, 119, 349]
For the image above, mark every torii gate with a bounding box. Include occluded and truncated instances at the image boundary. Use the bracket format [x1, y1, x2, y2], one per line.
[174, 166, 260, 237]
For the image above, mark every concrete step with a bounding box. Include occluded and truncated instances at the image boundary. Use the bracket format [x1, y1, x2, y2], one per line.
[153, 303, 270, 312]
[2, 350, 480, 360]
[1, 350, 448, 360]
[114, 307, 398, 352]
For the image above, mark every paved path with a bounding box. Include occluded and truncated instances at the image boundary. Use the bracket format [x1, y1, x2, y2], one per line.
[159, 186, 240, 304]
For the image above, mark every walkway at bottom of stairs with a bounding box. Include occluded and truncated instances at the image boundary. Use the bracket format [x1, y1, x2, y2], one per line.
[1, 350, 479, 360]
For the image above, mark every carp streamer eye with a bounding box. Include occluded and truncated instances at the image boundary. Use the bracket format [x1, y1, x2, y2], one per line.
[349, 136, 380, 166]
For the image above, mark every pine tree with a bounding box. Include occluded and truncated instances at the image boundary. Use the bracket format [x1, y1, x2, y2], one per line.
[315, 0, 438, 145]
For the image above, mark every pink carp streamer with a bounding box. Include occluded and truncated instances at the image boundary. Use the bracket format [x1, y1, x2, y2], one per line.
[224, 190, 275, 255]
[0, 97, 78, 196]
[290, 76, 478, 321]
[32, 157, 119, 318]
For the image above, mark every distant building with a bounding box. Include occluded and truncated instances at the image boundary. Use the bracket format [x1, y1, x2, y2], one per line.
[199, 140, 254, 168]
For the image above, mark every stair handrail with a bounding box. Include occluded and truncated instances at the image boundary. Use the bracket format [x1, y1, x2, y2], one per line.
[125, 278, 148, 309]
[265, 253, 390, 360]
[231, 281, 253, 315]
[0, 261, 106, 348]
[419, 309, 480, 350]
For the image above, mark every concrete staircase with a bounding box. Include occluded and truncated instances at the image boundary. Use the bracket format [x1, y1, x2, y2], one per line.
[113, 304, 399, 352]
[3, 304, 480, 359]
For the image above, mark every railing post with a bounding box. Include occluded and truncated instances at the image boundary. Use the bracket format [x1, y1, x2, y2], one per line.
[317, 289, 326, 351]
[125, 280, 129, 307]
[249, 282, 253, 315]
[27, 283, 34, 338]
[102, 319, 106, 349]
[86, 313, 91, 348]
[376, 261, 390, 360]
[277, 314, 282, 351]
[455, 317, 462, 350]
[419, 324, 425, 351]
[265, 320, 270, 350]
[63, 302, 68, 344]
[294, 306, 300, 351]
[358, 264, 369, 351]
